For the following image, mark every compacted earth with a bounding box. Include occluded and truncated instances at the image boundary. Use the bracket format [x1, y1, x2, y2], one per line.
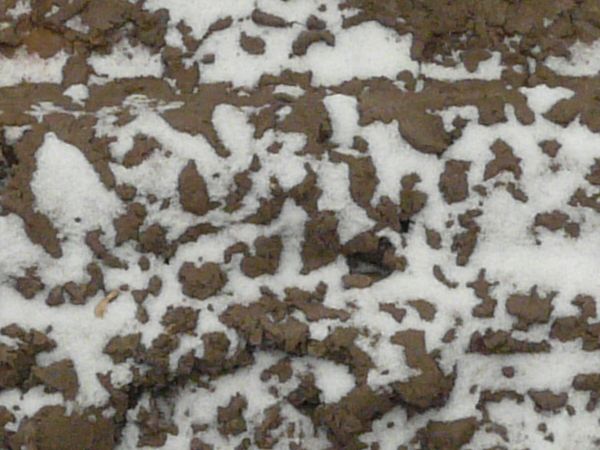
[2, 0, 600, 449]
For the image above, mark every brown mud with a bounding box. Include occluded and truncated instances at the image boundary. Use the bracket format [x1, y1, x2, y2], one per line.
[1, 0, 599, 449]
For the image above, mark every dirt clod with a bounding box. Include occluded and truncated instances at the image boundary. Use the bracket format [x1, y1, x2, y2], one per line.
[439, 160, 471, 204]
[179, 262, 227, 300]
[240, 32, 266, 55]
[506, 286, 555, 331]
[415, 417, 479, 450]
[218, 394, 248, 437]
[10, 405, 116, 450]
[301, 211, 340, 274]
[178, 160, 214, 216]
[30, 359, 79, 401]
[241, 235, 283, 278]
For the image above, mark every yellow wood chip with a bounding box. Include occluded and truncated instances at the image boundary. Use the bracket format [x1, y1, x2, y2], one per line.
[94, 290, 120, 318]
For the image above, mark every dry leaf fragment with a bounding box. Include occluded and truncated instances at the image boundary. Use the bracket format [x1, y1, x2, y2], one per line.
[94, 290, 120, 318]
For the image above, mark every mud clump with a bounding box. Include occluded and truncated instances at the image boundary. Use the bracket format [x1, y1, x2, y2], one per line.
[292, 30, 335, 56]
[569, 187, 600, 213]
[506, 286, 555, 331]
[13, 267, 44, 299]
[122, 135, 160, 168]
[240, 32, 266, 55]
[343, 232, 405, 286]
[528, 390, 568, 413]
[220, 289, 311, 355]
[0, 406, 15, 446]
[308, 327, 374, 383]
[306, 15, 327, 31]
[314, 386, 393, 449]
[289, 163, 322, 214]
[251, 9, 289, 28]
[103, 333, 143, 364]
[432, 265, 458, 289]
[113, 202, 147, 246]
[163, 47, 200, 94]
[85, 230, 128, 269]
[136, 400, 178, 447]
[355, 80, 453, 155]
[572, 373, 600, 411]
[451, 209, 481, 266]
[178, 160, 214, 216]
[330, 151, 378, 209]
[196, 332, 253, 378]
[284, 285, 350, 322]
[218, 394, 248, 437]
[379, 303, 407, 323]
[178, 262, 227, 300]
[468, 269, 498, 318]
[342, 273, 375, 289]
[261, 358, 293, 383]
[534, 210, 580, 238]
[300, 211, 341, 274]
[241, 235, 283, 278]
[439, 160, 471, 204]
[390, 329, 456, 412]
[469, 329, 551, 354]
[476, 389, 525, 422]
[254, 404, 282, 448]
[161, 306, 199, 335]
[243, 177, 287, 225]
[550, 295, 600, 351]
[540, 139, 561, 158]
[425, 228, 442, 250]
[58, 262, 105, 306]
[190, 437, 214, 450]
[586, 159, 600, 185]
[139, 223, 171, 257]
[0, 137, 17, 188]
[0, 326, 56, 391]
[224, 170, 253, 213]
[9, 405, 116, 450]
[484, 140, 522, 181]
[502, 366, 515, 378]
[30, 359, 79, 400]
[0, 128, 63, 259]
[287, 372, 321, 418]
[408, 299, 437, 322]
[415, 417, 479, 450]
[399, 174, 428, 230]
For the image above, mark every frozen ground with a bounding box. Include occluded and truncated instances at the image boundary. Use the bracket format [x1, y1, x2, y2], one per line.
[1, 1, 600, 449]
